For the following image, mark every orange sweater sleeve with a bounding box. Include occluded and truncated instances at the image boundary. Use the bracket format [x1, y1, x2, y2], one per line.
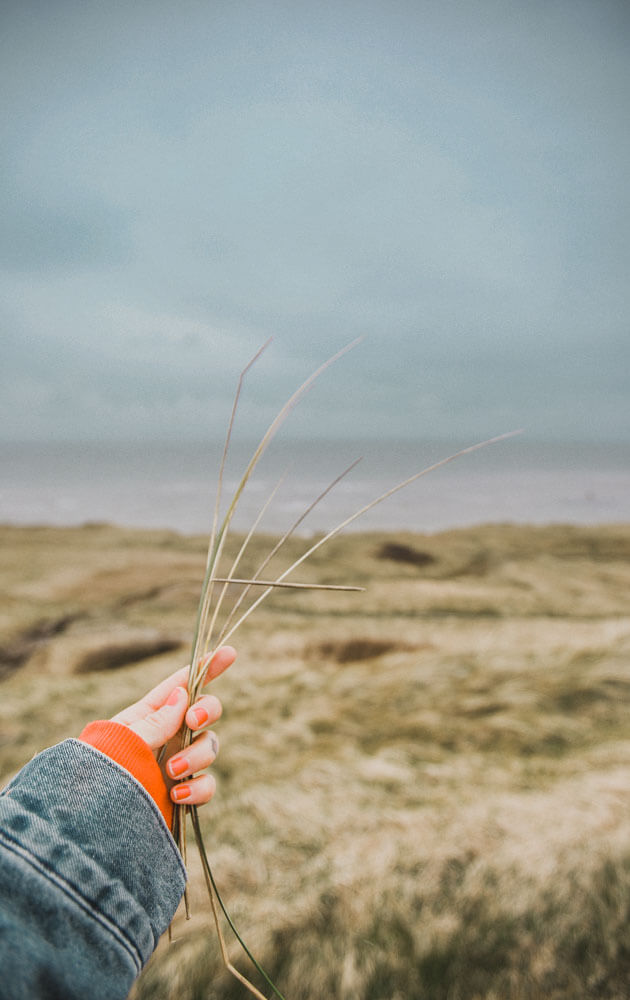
[79, 720, 173, 829]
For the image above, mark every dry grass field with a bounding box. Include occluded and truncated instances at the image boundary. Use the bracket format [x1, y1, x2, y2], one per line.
[1, 521, 630, 999]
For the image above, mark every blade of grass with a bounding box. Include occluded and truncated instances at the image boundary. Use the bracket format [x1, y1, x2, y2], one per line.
[188, 339, 274, 693]
[210, 578, 364, 591]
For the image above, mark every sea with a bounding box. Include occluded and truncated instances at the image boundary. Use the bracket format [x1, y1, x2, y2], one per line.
[0, 437, 628, 536]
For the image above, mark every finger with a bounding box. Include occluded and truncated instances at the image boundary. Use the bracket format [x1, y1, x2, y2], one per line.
[166, 730, 219, 780]
[171, 772, 216, 806]
[200, 645, 236, 684]
[126, 685, 189, 751]
[138, 645, 236, 712]
[186, 694, 223, 732]
[111, 667, 190, 726]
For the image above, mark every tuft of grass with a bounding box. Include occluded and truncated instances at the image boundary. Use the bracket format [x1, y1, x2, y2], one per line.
[308, 637, 413, 663]
[376, 541, 438, 567]
[75, 637, 184, 673]
[0, 615, 80, 679]
[167, 342, 520, 998]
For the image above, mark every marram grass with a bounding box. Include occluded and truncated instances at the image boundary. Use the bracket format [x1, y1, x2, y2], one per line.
[170, 339, 520, 999]
[2, 522, 630, 999]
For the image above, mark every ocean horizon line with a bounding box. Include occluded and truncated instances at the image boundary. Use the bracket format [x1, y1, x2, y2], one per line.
[1, 436, 628, 536]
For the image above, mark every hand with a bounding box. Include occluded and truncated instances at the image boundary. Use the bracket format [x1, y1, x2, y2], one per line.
[111, 645, 236, 807]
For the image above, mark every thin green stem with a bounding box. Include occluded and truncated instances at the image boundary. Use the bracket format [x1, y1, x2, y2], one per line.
[191, 807, 287, 1000]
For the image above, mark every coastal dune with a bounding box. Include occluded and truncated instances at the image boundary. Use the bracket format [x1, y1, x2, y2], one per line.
[1, 521, 629, 999]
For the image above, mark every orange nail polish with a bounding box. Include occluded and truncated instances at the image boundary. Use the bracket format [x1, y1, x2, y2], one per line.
[191, 706, 209, 728]
[168, 756, 189, 778]
[172, 784, 191, 802]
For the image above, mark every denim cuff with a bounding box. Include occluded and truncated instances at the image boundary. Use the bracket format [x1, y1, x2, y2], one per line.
[0, 739, 186, 965]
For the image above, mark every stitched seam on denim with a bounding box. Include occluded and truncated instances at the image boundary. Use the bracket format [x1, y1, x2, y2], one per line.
[0, 828, 143, 971]
[67, 738, 187, 879]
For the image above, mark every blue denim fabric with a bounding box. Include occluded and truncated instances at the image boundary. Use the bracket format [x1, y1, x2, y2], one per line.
[0, 739, 186, 1000]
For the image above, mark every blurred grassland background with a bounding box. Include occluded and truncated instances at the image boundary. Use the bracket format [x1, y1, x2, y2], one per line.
[3, 3, 629, 995]
[1, 520, 630, 999]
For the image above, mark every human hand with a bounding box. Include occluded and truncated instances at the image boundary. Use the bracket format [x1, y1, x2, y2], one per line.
[111, 645, 235, 807]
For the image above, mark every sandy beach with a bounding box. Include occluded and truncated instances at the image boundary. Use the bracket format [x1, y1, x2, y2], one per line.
[2, 520, 630, 999]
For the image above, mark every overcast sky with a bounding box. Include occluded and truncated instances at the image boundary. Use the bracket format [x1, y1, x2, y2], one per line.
[1, 0, 628, 445]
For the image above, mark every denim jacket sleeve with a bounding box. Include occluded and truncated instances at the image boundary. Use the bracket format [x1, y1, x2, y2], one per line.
[0, 738, 187, 1000]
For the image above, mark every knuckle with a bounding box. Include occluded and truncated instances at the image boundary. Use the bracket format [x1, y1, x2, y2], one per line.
[145, 712, 165, 734]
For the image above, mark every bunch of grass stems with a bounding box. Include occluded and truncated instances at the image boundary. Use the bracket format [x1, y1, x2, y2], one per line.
[167, 338, 519, 1000]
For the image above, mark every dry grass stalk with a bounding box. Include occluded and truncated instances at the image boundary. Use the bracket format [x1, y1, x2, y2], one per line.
[172, 340, 520, 999]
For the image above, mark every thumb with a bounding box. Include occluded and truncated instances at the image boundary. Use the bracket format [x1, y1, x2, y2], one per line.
[127, 685, 189, 751]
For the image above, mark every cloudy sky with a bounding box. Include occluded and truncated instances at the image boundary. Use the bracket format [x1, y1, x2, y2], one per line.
[1, 0, 628, 445]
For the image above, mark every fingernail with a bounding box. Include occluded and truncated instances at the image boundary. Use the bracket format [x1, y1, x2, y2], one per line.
[168, 756, 189, 778]
[166, 686, 186, 707]
[172, 784, 191, 802]
[190, 706, 209, 728]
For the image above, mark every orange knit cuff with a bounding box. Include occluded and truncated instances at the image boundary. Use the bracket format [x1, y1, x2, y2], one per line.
[79, 720, 173, 829]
